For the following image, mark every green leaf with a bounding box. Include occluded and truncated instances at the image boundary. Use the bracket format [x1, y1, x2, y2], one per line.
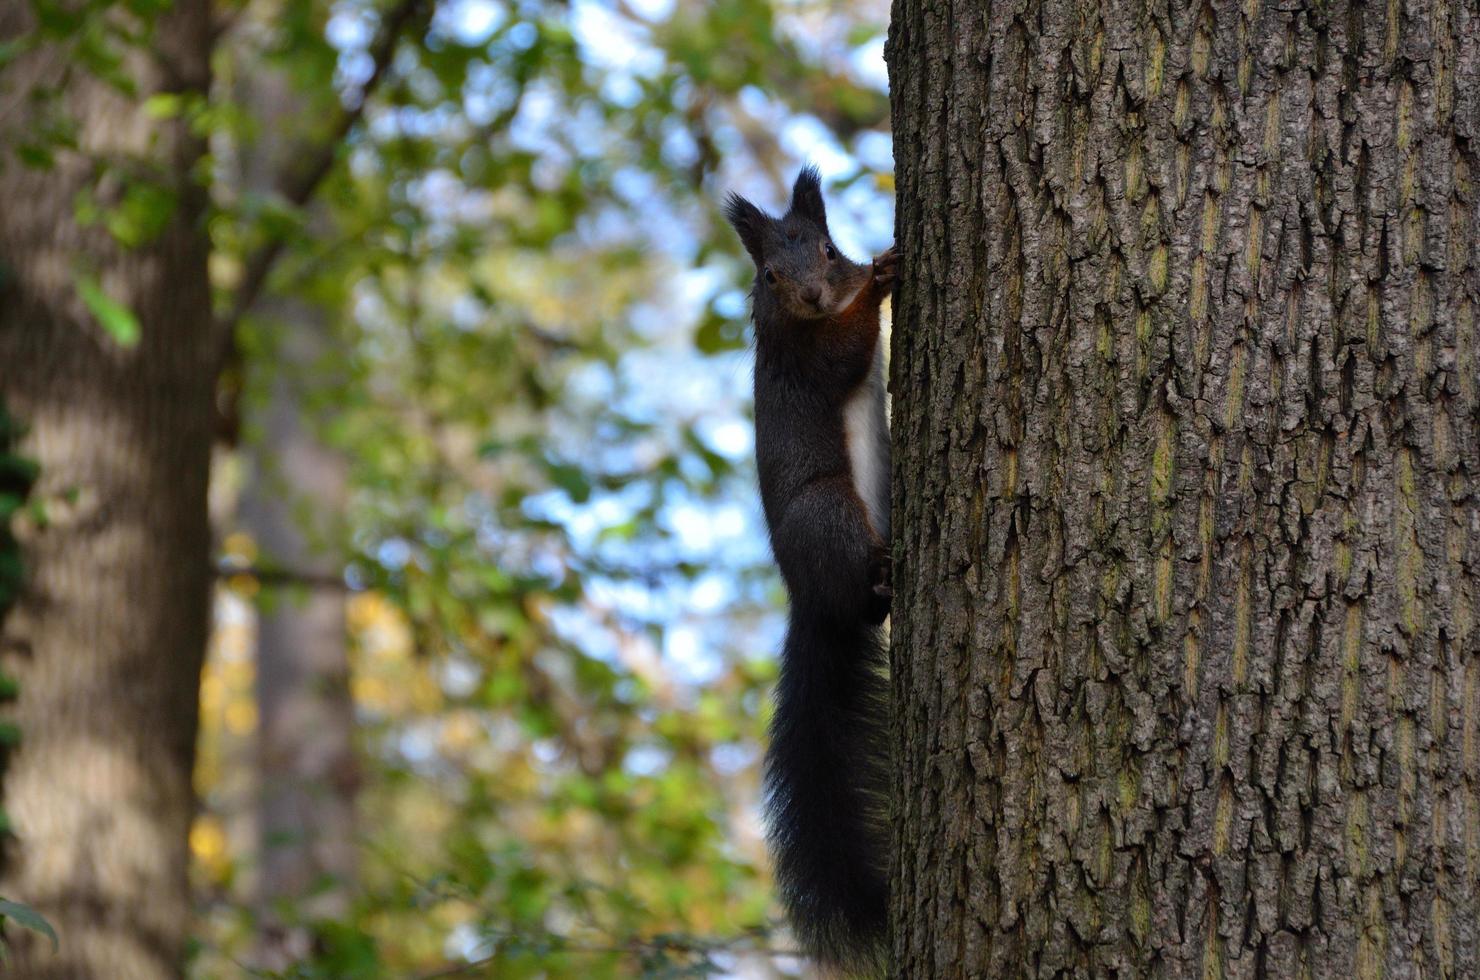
[0, 899, 58, 952]
[0, 453, 39, 494]
[694, 309, 746, 355]
[75, 274, 140, 347]
[15, 143, 56, 171]
[546, 462, 592, 504]
[141, 93, 183, 119]
[104, 183, 177, 248]
[30, 0, 82, 36]
[0, 37, 30, 70]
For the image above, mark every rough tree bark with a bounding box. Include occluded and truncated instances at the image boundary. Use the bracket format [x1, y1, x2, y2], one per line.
[0, 3, 215, 977]
[887, 0, 1479, 976]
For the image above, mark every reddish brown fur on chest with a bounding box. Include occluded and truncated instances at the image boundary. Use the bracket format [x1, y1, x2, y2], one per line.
[816, 280, 884, 360]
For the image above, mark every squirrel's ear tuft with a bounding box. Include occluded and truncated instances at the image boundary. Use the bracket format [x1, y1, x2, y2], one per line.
[788, 165, 827, 228]
[724, 192, 770, 266]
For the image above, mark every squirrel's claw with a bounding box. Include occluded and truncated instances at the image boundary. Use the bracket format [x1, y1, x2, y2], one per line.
[866, 550, 893, 623]
[871, 246, 899, 288]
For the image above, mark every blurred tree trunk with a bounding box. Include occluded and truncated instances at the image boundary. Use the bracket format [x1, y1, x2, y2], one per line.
[239, 313, 357, 964]
[0, 3, 215, 978]
[236, 60, 358, 959]
[887, 0, 1479, 976]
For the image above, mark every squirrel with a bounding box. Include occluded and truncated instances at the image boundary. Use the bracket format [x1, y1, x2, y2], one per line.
[725, 167, 895, 973]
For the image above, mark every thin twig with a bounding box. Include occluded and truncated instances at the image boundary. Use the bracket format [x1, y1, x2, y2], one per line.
[212, 0, 429, 372]
[215, 562, 350, 591]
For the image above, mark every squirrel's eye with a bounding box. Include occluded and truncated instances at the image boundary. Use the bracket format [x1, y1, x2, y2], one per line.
[824, 242, 836, 260]
[763, 267, 777, 284]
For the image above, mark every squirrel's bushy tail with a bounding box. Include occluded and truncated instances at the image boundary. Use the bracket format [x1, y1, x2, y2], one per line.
[765, 612, 890, 974]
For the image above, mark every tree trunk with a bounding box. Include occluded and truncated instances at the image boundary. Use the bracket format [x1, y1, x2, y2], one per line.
[887, 0, 1479, 976]
[0, 5, 215, 978]
[234, 58, 358, 946]
[238, 307, 357, 965]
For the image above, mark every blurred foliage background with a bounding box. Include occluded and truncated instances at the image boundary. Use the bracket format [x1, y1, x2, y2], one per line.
[0, 0, 897, 975]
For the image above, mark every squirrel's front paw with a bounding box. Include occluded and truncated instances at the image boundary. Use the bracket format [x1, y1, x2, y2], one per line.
[866, 550, 893, 624]
[871, 246, 898, 290]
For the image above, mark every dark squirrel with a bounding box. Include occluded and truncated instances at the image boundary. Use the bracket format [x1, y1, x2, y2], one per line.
[725, 167, 895, 973]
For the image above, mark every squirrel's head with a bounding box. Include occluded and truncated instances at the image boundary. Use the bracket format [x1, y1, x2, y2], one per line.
[725, 166, 868, 322]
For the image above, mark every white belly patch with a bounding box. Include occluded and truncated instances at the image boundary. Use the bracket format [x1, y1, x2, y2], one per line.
[843, 354, 888, 538]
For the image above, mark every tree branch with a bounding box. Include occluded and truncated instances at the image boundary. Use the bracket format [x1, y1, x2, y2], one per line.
[215, 562, 349, 592]
[412, 934, 804, 979]
[213, 0, 428, 372]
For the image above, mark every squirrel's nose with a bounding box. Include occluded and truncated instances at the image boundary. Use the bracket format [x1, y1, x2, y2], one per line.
[802, 286, 822, 305]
